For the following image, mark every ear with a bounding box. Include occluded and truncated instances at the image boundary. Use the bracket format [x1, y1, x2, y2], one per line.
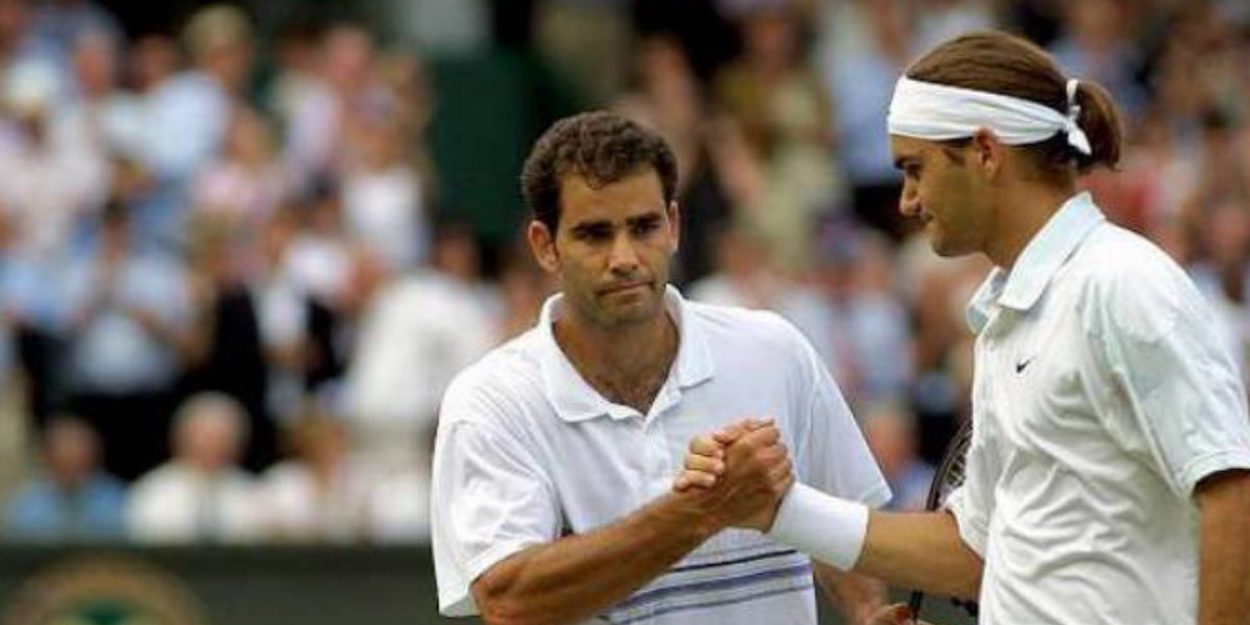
[526, 220, 560, 273]
[666, 200, 681, 254]
[971, 127, 1005, 179]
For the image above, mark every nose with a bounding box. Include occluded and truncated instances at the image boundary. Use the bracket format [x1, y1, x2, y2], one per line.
[608, 232, 641, 275]
[898, 181, 921, 218]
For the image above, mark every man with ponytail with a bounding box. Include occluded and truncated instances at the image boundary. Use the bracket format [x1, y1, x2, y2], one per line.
[677, 31, 1250, 625]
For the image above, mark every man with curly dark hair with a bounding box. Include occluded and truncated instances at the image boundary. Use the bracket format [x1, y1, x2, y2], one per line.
[430, 111, 892, 625]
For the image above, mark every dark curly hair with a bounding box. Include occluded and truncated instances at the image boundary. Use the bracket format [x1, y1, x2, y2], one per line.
[520, 111, 679, 233]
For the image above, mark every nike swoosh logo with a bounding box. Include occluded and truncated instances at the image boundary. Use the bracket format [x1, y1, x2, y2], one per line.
[1016, 358, 1033, 373]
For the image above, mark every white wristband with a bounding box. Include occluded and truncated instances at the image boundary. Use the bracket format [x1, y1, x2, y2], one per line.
[767, 482, 869, 570]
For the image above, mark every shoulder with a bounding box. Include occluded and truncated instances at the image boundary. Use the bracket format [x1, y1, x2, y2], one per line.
[689, 301, 819, 369]
[685, 300, 812, 352]
[88, 474, 128, 497]
[440, 329, 546, 428]
[130, 464, 186, 495]
[1069, 225, 1206, 339]
[6, 481, 51, 506]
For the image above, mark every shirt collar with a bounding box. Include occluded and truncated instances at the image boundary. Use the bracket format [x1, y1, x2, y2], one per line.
[966, 192, 1105, 333]
[537, 285, 715, 422]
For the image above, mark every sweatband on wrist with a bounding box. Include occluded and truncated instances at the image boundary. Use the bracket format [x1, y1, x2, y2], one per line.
[767, 482, 869, 571]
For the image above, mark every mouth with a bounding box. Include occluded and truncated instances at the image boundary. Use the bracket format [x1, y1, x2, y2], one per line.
[600, 280, 651, 295]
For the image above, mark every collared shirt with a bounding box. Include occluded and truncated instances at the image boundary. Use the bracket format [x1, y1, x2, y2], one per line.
[431, 286, 889, 624]
[947, 192, 1250, 625]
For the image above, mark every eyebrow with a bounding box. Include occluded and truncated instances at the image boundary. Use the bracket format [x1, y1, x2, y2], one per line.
[626, 212, 663, 227]
[569, 210, 664, 234]
[570, 221, 612, 236]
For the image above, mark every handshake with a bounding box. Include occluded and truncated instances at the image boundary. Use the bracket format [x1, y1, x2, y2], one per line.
[671, 418, 795, 533]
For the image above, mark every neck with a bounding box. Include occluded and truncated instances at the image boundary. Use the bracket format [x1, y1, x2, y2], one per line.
[553, 303, 679, 412]
[985, 181, 1077, 269]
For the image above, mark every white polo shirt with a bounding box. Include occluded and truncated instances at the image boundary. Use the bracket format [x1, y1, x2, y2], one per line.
[432, 286, 890, 624]
[946, 192, 1250, 625]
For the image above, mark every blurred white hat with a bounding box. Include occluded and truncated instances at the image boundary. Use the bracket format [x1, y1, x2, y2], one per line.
[4, 60, 62, 116]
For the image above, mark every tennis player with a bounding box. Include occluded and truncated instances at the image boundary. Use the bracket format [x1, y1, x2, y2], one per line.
[677, 31, 1250, 625]
[430, 112, 892, 625]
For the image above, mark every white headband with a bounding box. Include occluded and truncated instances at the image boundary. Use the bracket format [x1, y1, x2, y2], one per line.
[887, 76, 1091, 156]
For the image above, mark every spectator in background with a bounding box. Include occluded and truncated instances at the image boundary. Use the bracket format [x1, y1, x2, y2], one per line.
[912, 0, 995, 53]
[22, 0, 121, 74]
[250, 209, 312, 425]
[494, 239, 555, 341]
[0, 0, 31, 70]
[534, 0, 630, 106]
[282, 24, 378, 185]
[1190, 199, 1250, 381]
[126, 34, 180, 95]
[428, 220, 501, 324]
[4, 416, 126, 541]
[192, 106, 295, 249]
[181, 215, 275, 471]
[826, 0, 912, 239]
[127, 392, 260, 544]
[812, 229, 913, 403]
[53, 29, 144, 185]
[63, 201, 188, 480]
[283, 178, 355, 312]
[341, 116, 428, 274]
[267, 17, 324, 146]
[341, 223, 494, 475]
[714, 0, 839, 272]
[690, 225, 839, 378]
[0, 58, 108, 259]
[894, 237, 988, 463]
[689, 224, 789, 309]
[859, 401, 934, 512]
[1048, 0, 1147, 120]
[135, 4, 253, 250]
[260, 414, 371, 542]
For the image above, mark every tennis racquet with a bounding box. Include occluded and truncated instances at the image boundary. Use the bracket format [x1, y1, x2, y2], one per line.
[907, 417, 978, 620]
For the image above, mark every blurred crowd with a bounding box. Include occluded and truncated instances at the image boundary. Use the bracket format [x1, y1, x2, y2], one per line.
[0, 0, 1249, 544]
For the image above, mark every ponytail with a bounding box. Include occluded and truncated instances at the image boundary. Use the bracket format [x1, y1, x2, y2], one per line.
[1071, 80, 1123, 173]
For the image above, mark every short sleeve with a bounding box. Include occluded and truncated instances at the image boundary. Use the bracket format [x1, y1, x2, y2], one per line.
[791, 326, 892, 509]
[1088, 262, 1250, 497]
[431, 385, 560, 616]
[942, 425, 995, 558]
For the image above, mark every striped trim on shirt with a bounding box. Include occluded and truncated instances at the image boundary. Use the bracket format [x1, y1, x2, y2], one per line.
[600, 543, 814, 624]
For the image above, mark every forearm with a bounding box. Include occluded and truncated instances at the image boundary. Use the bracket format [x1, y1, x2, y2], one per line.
[858, 509, 982, 599]
[768, 484, 981, 599]
[472, 491, 722, 625]
[813, 562, 888, 625]
[1197, 470, 1250, 625]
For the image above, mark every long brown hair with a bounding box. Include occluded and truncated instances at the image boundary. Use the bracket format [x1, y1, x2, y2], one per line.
[906, 31, 1123, 175]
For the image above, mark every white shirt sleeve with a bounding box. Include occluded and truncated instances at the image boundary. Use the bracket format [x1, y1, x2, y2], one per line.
[942, 420, 995, 558]
[790, 325, 892, 508]
[431, 383, 560, 616]
[1087, 262, 1250, 497]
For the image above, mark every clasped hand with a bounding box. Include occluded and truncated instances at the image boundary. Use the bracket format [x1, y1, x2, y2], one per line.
[671, 418, 793, 532]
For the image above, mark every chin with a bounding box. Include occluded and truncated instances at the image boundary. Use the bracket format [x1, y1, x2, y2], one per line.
[927, 232, 971, 259]
[601, 297, 663, 327]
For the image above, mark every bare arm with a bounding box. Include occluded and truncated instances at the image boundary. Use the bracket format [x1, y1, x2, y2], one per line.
[1196, 469, 1250, 625]
[680, 429, 982, 601]
[472, 426, 793, 625]
[813, 562, 889, 625]
[857, 509, 982, 600]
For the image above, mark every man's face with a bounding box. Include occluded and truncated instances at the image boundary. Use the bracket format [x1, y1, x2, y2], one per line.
[529, 169, 679, 329]
[890, 135, 990, 258]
